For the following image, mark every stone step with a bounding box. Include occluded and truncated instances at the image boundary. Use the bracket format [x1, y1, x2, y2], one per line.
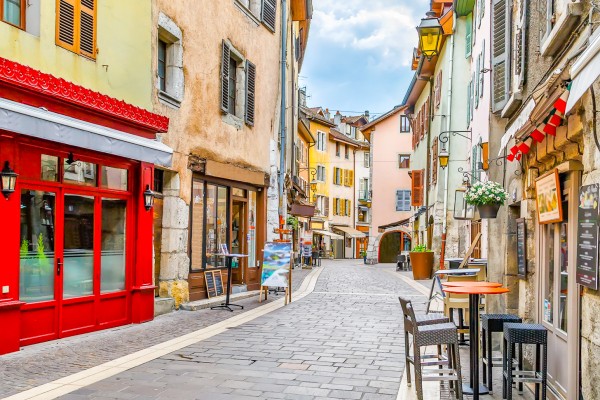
[154, 297, 175, 317]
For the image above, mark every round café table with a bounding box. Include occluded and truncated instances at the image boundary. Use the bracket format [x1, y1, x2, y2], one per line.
[442, 283, 509, 400]
[442, 281, 502, 287]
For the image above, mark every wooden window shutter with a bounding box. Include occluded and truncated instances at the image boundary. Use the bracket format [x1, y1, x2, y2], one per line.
[349, 170, 353, 186]
[432, 139, 438, 184]
[479, 41, 485, 98]
[411, 170, 423, 207]
[514, 1, 527, 87]
[465, 13, 473, 58]
[347, 200, 351, 216]
[492, 0, 510, 113]
[475, 54, 480, 108]
[56, 0, 77, 53]
[79, 0, 96, 58]
[333, 198, 337, 215]
[220, 41, 231, 113]
[324, 196, 329, 216]
[482, 142, 489, 170]
[261, 0, 277, 32]
[467, 80, 472, 125]
[245, 60, 256, 126]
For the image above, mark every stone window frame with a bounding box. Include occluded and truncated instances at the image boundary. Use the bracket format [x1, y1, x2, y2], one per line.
[157, 12, 184, 108]
[234, 0, 262, 23]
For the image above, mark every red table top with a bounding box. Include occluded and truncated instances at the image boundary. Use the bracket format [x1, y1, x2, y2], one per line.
[442, 281, 502, 287]
[443, 286, 510, 295]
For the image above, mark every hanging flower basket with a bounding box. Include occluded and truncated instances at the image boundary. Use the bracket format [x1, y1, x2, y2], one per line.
[464, 181, 508, 219]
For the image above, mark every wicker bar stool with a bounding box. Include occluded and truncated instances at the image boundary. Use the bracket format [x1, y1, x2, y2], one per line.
[399, 296, 462, 400]
[481, 314, 522, 393]
[502, 323, 548, 400]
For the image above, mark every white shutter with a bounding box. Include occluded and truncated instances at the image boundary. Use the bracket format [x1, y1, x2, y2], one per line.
[479, 41, 485, 98]
[492, 0, 511, 113]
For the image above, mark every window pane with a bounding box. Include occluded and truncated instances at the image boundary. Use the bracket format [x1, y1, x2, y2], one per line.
[41, 154, 59, 182]
[63, 195, 95, 298]
[191, 181, 205, 271]
[544, 224, 555, 324]
[101, 199, 126, 293]
[3, 0, 21, 26]
[248, 191, 257, 268]
[158, 40, 166, 91]
[20, 190, 56, 303]
[64, 160, 97, 186]
[559, 219, 568, 332]
[232, 188, 246, 197]
[101, 166, 128, 191]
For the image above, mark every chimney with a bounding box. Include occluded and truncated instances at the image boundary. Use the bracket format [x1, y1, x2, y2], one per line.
[324, 108, 330, 120]
[298, 87, 307, 106]
[334, 111, 342, 126]
[364, 110, 370, 121]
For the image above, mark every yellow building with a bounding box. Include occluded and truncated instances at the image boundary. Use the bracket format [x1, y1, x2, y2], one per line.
[0, 0, 153, 110]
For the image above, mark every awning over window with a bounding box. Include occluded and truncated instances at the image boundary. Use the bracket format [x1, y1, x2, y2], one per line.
[290, 202, 315, 217]
[312, 229, 344, 239]
[566, 31, 600, 113]
[333, 226, 366, 238]
[0, 97, 173, 166]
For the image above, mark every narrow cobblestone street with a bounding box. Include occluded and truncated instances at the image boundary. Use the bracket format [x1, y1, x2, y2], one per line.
[2, 261, 431, 400]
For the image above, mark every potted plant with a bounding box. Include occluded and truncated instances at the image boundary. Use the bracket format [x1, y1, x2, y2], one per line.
[409, 244, 434, 280]
[286, 216, 299, 230]
[464, 180, 508, 219]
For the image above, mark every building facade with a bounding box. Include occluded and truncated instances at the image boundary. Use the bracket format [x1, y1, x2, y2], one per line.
[0, 1, 171, 354]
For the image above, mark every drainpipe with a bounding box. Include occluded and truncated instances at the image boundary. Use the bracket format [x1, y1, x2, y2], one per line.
[439, 13, 456, 270]
[278, 0, 288, 219]
[353, 147, 357, 258]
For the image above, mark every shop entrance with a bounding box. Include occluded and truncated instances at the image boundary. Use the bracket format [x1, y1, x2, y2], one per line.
[231, 199, 247, 285]
[18, 147, 133, 346]
[538, 170, 580, 399]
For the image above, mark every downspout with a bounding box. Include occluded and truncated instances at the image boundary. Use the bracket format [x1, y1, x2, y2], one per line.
[439, 14, 456, 270]
[278, 0, 288, 219]
[353, 147, 357, 258]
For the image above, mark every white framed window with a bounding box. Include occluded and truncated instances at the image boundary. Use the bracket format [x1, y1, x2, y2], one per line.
[316, 131, 327, 151]
[398, 154, 410, 169]
[400, 115, 410, 132]
[364, 152, 370, 168]
[396, 190, 411, 211]
[316, 165, 325, 182]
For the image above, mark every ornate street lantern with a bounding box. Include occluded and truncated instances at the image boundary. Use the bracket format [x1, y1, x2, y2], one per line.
[438, 149, 450, 169]
[453, 178, 475, 220]
[1, 161, 18, 199]
[143, 185, 155, 211]
[416, 11, 443, 60]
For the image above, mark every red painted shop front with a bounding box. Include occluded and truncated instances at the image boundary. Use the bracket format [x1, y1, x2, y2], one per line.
[0, 58, 171, 355]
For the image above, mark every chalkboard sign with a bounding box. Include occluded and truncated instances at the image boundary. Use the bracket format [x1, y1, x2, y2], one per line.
[516, 218, 527, 278]
[213, 270, 224, 296]
[576, 184, 599, 289]
[205, 271, 217, 298]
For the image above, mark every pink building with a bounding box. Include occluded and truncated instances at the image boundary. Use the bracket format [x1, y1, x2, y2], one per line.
[360, 106, 413, 263]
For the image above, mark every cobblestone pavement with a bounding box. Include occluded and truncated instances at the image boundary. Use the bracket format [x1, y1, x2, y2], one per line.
[49, 261, 426, 400]
[0, 268, 312, 398]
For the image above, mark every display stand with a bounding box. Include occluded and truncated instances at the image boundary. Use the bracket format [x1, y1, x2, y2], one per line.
[211, 254, 248, 312]
[260, 227, 293, 305]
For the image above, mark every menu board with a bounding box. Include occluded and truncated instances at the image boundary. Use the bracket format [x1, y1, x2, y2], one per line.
[213, 270, 224, 296]
[576, 184, 599, 289]
[516, 218, 527, 278]
[205, 270, 225, 298]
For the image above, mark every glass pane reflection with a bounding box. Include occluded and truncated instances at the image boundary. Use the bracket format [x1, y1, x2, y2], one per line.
[19, 190, 56, 302]
[101, 199, 126, 293]
[63, 195, 94, 298]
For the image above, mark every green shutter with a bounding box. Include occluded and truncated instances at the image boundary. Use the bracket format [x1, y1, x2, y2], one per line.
[465, 13, 473, 58]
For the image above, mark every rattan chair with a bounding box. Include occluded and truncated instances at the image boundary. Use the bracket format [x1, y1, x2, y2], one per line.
[399, 296, 463, 400]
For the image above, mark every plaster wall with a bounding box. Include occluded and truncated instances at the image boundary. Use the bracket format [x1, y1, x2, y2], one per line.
[371, 112, 413, 236]
[328, 142, 355, 229]
[0, 0, 153, 110]
[308, 120, 332, 202]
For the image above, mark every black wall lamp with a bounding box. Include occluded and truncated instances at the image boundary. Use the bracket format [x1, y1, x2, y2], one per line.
[416, 11, 443, 60]
[143, 185, 155, 211]
[1, 161, 18, 199]
[299, 167, 318, 202]
[438, 129, 472, 169]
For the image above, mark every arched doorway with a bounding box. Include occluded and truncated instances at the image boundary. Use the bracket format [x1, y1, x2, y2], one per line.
[378, 230, 412, 263]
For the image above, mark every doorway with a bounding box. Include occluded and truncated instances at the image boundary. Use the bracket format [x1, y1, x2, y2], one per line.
[538, 170, 580, 399]
[231, 199, 247, 284]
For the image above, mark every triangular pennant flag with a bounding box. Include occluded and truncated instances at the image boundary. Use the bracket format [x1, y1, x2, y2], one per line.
[517, 137, 533, 154]
[510, 145, 519, 155]
[507, 153, 515, 162]
[531, 127, 545, 143]
[543, 123, 557, 136]
[547, 113, 562, 127]
[554, 87, 570, 115]
[515, 153, 522, 161]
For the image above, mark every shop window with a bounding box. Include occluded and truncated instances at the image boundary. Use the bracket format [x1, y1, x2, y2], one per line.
[55, 0, 96, 59]
[41, 154, 59, 182]
[154, 168, 164, 194]
[100, 198, 126, 293]
[101, 166, 128, 191]
[1, 0, 25, 29]
[63, 160, 97, 187]
[19, 190, 56, 303]
[232, 188, 246, 197]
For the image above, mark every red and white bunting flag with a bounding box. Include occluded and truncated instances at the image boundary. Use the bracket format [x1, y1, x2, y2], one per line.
[515, 153, 522, 161]
[517, 137, 533, 154]
[530, 126, 545, 143]
[553, 85, 570, 116]
[543, 122, 557, 136]
[507, 153, 515, 162]
[510, 145, 519, 156]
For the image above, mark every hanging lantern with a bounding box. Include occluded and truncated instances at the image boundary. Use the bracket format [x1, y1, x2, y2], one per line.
[416, 11, 443, 60]
[1, 161, 18, 199]
[453, 179, 475, 220]
[143, 185, 155, 211]
[438, 149, 450, 169]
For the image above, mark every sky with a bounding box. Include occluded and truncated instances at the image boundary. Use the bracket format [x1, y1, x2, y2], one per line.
[301, 0, 430, 119]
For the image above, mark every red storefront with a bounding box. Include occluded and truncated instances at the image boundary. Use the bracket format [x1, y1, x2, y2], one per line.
[0, 58, 172, 355]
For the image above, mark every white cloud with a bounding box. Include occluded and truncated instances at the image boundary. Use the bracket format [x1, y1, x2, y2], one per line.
[311, 0, 428, 69]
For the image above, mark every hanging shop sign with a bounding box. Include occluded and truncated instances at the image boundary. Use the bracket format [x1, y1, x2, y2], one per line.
[516, 218, 527, 278]
[576, 184, 600, 290]
[535, 169, 563, 224]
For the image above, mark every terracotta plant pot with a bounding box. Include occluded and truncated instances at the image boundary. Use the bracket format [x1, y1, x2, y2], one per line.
[477, 203, 501, 218]
[409, 251, 434, 280]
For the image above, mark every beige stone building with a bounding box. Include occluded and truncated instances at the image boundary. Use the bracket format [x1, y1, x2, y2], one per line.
[149, 0, 312, 306]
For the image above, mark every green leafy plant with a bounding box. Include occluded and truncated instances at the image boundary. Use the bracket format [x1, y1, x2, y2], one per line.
[464, 181, 508, 206]
[36, 233, 50, 272]
[286, 216, 299, 230]
[411, 244, 431, 252]
[360, 250, 367, 257]
[20, 239, 29, 258]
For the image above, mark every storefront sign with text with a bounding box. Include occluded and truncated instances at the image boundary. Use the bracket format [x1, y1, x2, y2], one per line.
[576, 184, 599, 289]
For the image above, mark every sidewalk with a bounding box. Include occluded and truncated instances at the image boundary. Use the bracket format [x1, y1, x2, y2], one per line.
[397, 271, 535, 400]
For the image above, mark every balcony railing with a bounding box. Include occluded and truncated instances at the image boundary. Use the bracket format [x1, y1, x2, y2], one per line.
[358, 191, 371, 201]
